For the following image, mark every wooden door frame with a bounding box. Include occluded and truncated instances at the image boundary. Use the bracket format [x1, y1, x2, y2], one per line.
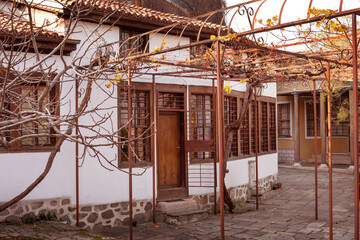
[156, 84, 188, 198]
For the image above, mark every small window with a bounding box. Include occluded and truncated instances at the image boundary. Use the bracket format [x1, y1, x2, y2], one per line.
[278, 103, 291, 138]
[305, 101, 320, 137]
[224, 96, 238, 157]
[269, 103, 276, 151]
[119, 89, 151, 164]
[158, 92, 184, 110]
[189, 93, 214, 161]
[119, 29, 148, 58]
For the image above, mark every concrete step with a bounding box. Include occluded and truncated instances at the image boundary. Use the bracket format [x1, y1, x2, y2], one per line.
[157, 199, 208, 225]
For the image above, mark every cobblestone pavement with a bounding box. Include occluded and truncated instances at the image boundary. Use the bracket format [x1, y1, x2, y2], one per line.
[0, 167, 357, 239]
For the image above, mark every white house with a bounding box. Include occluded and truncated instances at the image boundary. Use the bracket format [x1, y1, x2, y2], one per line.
[0, 0, 278, 229]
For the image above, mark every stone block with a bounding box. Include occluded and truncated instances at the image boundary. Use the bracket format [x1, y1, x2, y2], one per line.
[61, 199, 70, 205]
[0, 209, 10, 217]
[31, 202, 44, 210]
[144, 202, 152, 211]
[87, 213, 98, 223]
[50, 200, 58, 206]
[5, 216, 22, 225]
[101, 210, 114, 219]
[81, 206, 92, 212]
[94, 205, 107, 211]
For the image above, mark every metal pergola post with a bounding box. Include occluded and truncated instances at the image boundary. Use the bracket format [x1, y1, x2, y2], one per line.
[313, 80, 318, 220]
[216, 41, 225, 240]
[128, 67, 133, 240]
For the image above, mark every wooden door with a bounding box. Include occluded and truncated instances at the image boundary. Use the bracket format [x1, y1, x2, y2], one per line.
[158, 112, 183, 189]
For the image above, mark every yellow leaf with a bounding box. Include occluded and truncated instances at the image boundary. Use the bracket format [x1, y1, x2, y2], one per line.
[105, 82, 112, 88]
[210, 35, 216, 40]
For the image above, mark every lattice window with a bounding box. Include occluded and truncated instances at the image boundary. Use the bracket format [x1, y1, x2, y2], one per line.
[269, 103, 276, 151]
[158, 92, 184, 110]
[119, 29, 148, 57]
[261, 102, 268, 152]
[278, 103, 291, 138]
[119, 89, 151, 164]
[331, 92, 349, 137]
[240, 99, 250, 155]
[305, 101, 320, 137]
[190, 93, 213, 160]
[224, 96, 238, 157]
[20, 85, 57, 147]
[251, 101, 259, 153]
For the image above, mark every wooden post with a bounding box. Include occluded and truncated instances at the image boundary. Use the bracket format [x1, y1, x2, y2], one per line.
[293, 93, 301, 166]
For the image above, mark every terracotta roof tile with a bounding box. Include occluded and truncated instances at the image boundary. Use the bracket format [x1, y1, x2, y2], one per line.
[76, 0, 228, 32]
[0, 11, 63, 39]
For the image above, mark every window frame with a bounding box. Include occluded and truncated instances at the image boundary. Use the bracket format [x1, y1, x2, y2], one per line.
[304, 99, 321, 139]
[0, 74, 59, 152]
[117, 82, 154, 168]
[277, 101, 292, 139]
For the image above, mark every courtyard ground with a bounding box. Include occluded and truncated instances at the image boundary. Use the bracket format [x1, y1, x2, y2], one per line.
[0, 166, 357, 239]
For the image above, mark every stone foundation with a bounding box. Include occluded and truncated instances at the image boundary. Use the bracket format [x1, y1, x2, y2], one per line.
[0, 174, 276, 229]
[190, 173, 277, 213]
[0, 198, 153, 230]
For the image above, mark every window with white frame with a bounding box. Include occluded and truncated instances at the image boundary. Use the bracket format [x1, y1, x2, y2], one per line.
[278, 103, 291, 138]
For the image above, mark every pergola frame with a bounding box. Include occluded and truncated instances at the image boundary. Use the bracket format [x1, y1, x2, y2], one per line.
[74, 1, 360, 239]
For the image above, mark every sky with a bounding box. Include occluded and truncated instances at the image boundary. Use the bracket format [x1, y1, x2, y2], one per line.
[225, 0, 360, 31]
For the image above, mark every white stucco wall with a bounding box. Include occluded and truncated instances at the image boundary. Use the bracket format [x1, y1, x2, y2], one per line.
[0, 17, 278, 206]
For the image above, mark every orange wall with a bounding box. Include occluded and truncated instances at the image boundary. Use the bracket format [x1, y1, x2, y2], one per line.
[278, 95, 349, 163]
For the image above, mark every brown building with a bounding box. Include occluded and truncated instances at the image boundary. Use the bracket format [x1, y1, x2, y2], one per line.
[277, 80, 354, 167]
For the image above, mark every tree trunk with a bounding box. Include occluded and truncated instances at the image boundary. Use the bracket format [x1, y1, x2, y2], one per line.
[222, 83, 254, 213]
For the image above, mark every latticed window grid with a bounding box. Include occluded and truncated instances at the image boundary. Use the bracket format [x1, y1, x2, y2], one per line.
[224, 96, 238, 157]
[119, 89, 151, 164]
[20, 85, 57, 147]
[240, 99, 250, 155]
[251, 102, 259, 153]
[158, 92, 184, 110]
[305, 101, 320, 137]
[331, 93, 349, 137]
[189, 93, 214, 160]
[261, 102, 268, 152]
[119, 29, 147, 58]
[278, 103, 291, 137]
[269, 103, 276, 151]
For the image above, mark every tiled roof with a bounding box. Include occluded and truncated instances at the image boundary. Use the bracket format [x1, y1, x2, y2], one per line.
[75, 0, 228, 32]
[0, 12, 63, 39]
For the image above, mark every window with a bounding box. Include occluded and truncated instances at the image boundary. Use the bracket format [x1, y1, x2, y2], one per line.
[119, 29, 148, 57]
[189, 93, 213, 160]
[305, 100, 320, 137]
[278, 103, 291, 138]
[119, 89, 151, 164]
[224, 96, 238, 157]
[269, 103, 276, 151]
[250, 102, 259, 153]
[158, 92, 184, 110]
[331, 93, 349, 137]
[1, 81, 57, 150]
[260, 102, 268, 152]
[240, 100, 250, 155]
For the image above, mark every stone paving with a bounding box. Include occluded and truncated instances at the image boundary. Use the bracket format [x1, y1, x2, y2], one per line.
[0, 167, 358, 239]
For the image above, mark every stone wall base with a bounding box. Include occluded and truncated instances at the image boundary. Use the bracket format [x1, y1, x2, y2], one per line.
[0, 174, 277, 229]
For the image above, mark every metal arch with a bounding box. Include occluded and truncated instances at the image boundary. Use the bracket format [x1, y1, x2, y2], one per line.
[252, 0, 267, 30]
[279, 0, 288, 24]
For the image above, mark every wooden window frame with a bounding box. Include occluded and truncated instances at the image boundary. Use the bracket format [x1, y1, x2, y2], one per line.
[0, 76, 59, 153]
[117, 82, 154, 168]
[304, 99, 320, 139]
[119, 28, 149, 58]
[278, 102, 292, 139]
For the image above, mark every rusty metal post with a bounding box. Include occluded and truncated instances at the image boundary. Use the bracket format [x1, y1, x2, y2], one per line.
[212, 78, 217, 215]
[128, 67, 133, 240]
[352, 13, 359, 240]
[216, 41, 225, 240]
[75, 79, 80, 227]
[254, 87, 259, 210]
[326, 62, 333, 240]
[313, 80, 318, 220]
[152, 75, 156, 223]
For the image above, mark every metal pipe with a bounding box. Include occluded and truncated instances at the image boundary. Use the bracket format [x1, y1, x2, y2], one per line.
[326, 62, 333, 240]
[128, 67, 133, 240]
[216, 41, 225, 240]
[352, 13, 359, 240]
[254, 87, 259, 210]
[313, 80, 318, 220]
[75, 79, 79, 227]
[152, 75, 156, 223]
[212, 78, 217, 215]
